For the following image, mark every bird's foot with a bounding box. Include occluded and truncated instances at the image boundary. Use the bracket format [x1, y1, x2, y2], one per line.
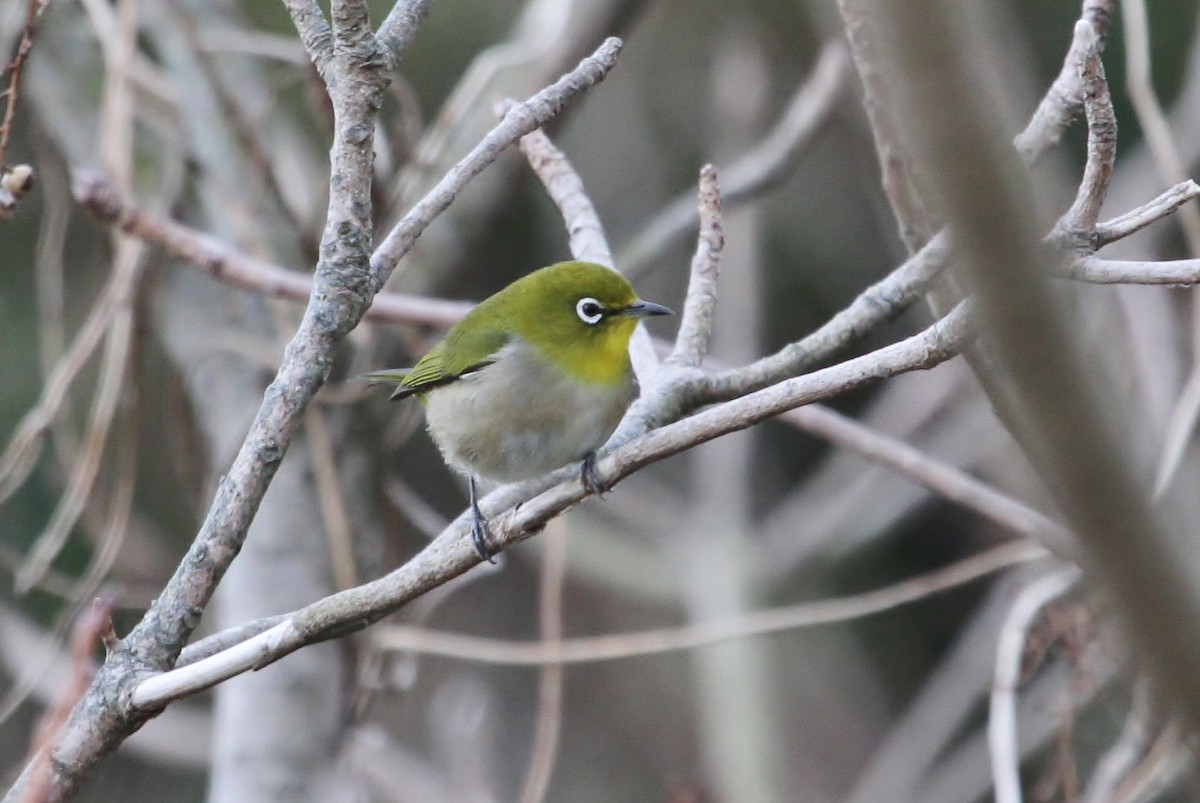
[470, 512, 497, 563]
[580, 452, 608, 498]
[469, 476, 497, 563]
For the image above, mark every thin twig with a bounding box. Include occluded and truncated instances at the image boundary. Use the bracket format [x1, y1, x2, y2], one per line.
[1110, 720, 1186, 803]
[371, 540, 1047, 665]
[1056, 19, 1116, 240]
[515, 121, 613, 267]
[370, 37, 625, 289]
[516, 521, 567, 803]
[0, 0, 49, 169]
[1120, 0, 1200, 255]
[375, 0, 434, 69]
[305, 406, 357, 591]
[168, 0, 318, 255]
[704, 229, 950, 400]
[1121, 0, 1200, 502]
[14, 248, 141, 594]
[66, 356, 140, 610]
[1014, 0, 1116, 164]
[73, 174, 474, 329]
[989, 566, 1081, 803]
[1066, 257, 1200, 284]
[1094, 180, 1200, 246]
[779, 404, 1074, 550]
[508, 104, 662, 380]
[1081, 678, 1153, 803]
[838, 0, 938, 251]
[667, 165, 723, 368]
[619, 38, 849, 276]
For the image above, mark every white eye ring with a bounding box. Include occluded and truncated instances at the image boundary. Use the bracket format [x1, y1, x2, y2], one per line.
[576, 297, 605, 325]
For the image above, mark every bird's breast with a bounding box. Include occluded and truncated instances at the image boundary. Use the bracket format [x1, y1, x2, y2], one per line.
[423, 341, 635, 482]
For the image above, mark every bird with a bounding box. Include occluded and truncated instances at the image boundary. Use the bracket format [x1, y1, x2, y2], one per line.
[366, 260, 672, 560]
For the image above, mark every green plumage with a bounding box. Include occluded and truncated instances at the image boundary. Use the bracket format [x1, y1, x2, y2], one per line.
[363, 260, 672, 559]
[366, 261, 646, 399]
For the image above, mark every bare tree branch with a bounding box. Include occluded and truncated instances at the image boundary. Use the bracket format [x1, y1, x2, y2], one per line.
[705, 230, 949, 400]
[619, 38, 849, 276]
[779, 404, 1074, 551]
[73, 174, 474, 329]
[667, 165, 723, 368]
[371, 540, 1047, 665]
[1093, 180, 1200, 246]
[376, 0, 433, 68]
[1067, 256, 1200, 284]
[281, 0, 333, 71]
[370, 37, 624, 289]
[867, 0, 1200, 737]
[516, 521, 567, 803]
[1014, 0, 1115, 164]
[515, 122, 613, 267]
[988, 566, 1081, 803]
[1056, 19, 1116, 241]
[127, 301, 974, 712]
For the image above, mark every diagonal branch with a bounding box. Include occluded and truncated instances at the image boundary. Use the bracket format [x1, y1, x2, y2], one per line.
[369, 37, 624, 290]
[619, 39, 849, 275]
[72, 174, 474, 328]
[376, 0, 434, 69]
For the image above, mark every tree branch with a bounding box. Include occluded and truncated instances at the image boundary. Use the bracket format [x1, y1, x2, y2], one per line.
[667, 164, 723, 368]
[282, 0, 333, 71]
[1014, 0, 1116, 164]
[1056, 19, 1116, 241]
[376, 0, 434, 68]
[619, 38, 849, 276]
[868, 0, 1200, 738]
[72, 174, 473, 329]
[369, 37, 624, 291]
[989, 566, 1081, 803]
[128, 301, 974, 711]
[1093, 179, 1200, 246]
[515, 122, 613, 267]
[370, 540, 1048, 665]
[705, 230, 950, 400]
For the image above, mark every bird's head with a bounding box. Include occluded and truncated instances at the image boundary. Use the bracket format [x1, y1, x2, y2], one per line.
[495, 261, 672, 385]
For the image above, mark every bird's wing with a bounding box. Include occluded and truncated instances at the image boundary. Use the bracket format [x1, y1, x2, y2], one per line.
[373, 325, 511, 401]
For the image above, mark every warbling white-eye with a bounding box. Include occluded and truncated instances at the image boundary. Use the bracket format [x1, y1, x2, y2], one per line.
[367, 260, 672, 560]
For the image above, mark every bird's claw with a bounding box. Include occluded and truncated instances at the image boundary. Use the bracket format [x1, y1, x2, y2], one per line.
[468, 475, 497, 563]
[581, 452, 608, 498]
[470, 513, 497, 563]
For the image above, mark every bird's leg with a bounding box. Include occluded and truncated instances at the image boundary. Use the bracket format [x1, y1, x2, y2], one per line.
[580, 451, 607, 498]
[469, 476, 497, 563]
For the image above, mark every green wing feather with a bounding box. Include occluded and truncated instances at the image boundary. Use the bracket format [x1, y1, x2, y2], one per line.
[364, 308, 512, 400]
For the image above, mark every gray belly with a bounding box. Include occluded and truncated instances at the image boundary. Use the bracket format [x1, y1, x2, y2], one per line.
[423, 344, 634, 482]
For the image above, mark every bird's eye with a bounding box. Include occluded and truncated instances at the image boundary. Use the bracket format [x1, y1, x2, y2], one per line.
[576, 297, 605, 325]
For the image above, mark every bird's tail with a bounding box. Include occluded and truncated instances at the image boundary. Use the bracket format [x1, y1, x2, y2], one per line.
[361, 369, 411, 387]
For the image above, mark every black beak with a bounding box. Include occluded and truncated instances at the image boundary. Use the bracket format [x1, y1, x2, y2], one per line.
[622, 300, 673, 318]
